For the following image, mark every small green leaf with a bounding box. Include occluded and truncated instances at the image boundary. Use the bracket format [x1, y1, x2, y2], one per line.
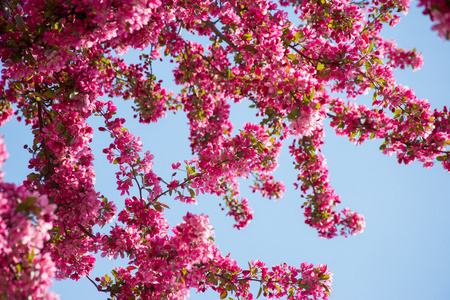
[316, 62, 324, 71]
[287, 54, 296, 60]
[436, 155, 446, 162]
[112, 269, 118, 278]
[373, 57, 384, 65]
[28, 248, 35, 263]
[27, 173, 40, 181]
[303, 93, 309, 103]
[55, 122, 65, 132]
[257, 287, 263, 299]
[372, 91, 378, 101]
[309, 87, 315, 101]
[25, 196, 37, 205]
[242, 33, 252, 40]
[287, 108, 300, 120]
[43, 90, 56, 98]
[368, 41, 374, 52]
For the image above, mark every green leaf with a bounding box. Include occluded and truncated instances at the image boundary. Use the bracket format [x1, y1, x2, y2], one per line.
[112, 269, 118, 278]
[436, 155, 446, 161]
[309, 87, 315, 101]
[55, 122, 65, 132]
[105, 274, 110, 282]
[319, 70, 329, 79]
[287, 54, 296, 60]
[43, 90, 56, 98]
[316, 62, 324, 71]
[257, 287, 263, 299]
[373, 57, 384, 65]
[287, 108, 300, 120]
[303, 93, 309, 103]
[242, 33, 252, 40]
[372, 91, 378, 101]
[25, 196, 37, 206]
[220, 290, 228, 299]
[27, 173, 40, 181]
[28, 248, 35, 263]
[368, 41, 374, 52]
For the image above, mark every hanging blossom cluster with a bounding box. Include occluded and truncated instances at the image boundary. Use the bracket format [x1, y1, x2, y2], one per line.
[288, 105, 325, 137]
[0, 137, 58, 299]
[0, 0, 449, 299]
[419, 0, 450, 39]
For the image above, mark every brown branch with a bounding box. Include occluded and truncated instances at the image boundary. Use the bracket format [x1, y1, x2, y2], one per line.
[204, 20, 237, 50]
[86, 275, 108, 293]
[77, 223, 96, 238]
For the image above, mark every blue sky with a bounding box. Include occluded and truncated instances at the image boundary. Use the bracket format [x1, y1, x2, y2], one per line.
[1, 2, 449, 300]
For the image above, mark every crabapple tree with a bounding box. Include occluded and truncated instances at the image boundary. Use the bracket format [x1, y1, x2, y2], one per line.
[0, 0, 449, 299]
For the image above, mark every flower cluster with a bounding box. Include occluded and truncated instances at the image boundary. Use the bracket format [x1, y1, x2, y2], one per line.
[250, 172, 286, 200]
[0, 137, 58, 299]
[419, 0, 450, 39]
[290, 132, 366, 239]
[289, 106, 325, 137]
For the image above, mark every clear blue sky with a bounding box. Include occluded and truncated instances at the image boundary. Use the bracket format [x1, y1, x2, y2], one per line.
[1, 2, 449, 300]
